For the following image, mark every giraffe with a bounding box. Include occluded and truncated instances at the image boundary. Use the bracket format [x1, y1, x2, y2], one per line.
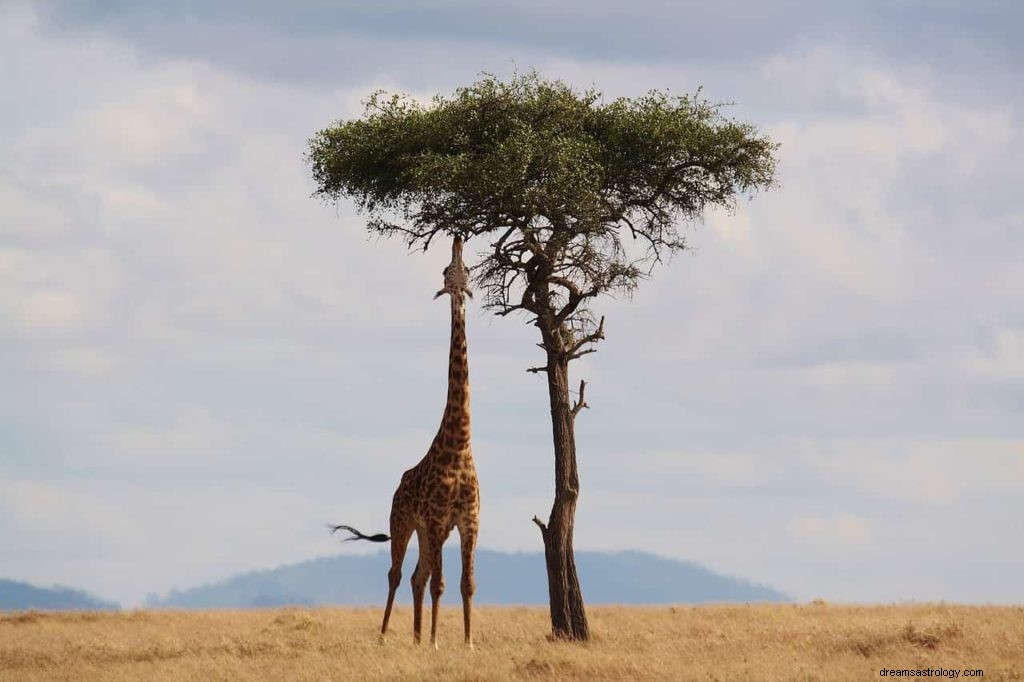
[332, 236, 480, 649]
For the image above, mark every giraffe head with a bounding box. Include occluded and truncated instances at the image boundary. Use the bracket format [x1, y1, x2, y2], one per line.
[434, 236, 473, 300]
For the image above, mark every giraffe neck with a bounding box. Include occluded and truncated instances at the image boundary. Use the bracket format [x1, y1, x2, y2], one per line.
[439, 293, 471, 451]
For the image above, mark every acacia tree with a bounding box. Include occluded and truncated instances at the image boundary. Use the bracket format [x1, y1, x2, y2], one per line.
[308, 73, 777, 641]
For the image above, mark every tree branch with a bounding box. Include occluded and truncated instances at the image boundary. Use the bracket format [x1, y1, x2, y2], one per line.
[532, 515, 548, 537]
[567, 316, 606, 357]
[548, 275, 581, 298]
[571, 379, 589, 417]
[496, 303, 530, 317]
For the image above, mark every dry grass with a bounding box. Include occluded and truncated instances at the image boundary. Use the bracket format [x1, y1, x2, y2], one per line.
[1, 604, 1022, 680]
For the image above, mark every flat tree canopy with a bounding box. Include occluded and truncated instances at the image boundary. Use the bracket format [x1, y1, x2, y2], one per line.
[309, 72, 778, 641]
[311, 73, 775, 326]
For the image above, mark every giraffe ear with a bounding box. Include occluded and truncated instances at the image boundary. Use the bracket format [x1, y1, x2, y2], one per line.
[434, 289, 446, 299]
[463, 286, 473, 299]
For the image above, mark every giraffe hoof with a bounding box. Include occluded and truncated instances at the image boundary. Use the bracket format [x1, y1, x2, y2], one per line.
[377, 634, 387, 646]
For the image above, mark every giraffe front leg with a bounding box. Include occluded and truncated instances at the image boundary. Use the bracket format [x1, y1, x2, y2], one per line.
[409, 557, 425, 638]
[458, 523, 477, 649]
[428, 541, 445, 649]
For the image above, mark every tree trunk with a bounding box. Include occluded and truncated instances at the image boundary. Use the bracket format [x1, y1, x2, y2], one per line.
[535, 356, 590, 641]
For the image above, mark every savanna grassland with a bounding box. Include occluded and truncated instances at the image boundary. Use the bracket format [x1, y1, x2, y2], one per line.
[2, 604, 1022, 681]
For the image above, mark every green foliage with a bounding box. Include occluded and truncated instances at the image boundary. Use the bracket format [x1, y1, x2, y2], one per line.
[308, 72, 777, 352]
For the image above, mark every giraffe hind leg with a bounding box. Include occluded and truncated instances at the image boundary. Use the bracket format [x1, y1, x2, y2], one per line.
[380, 523, 413, 642]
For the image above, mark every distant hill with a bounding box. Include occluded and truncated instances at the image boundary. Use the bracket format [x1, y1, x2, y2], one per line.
[149, 549, 789, 608]
[0, 579, 119, 611]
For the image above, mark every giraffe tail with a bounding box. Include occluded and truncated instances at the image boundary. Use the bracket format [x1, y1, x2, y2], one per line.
[328, 524, 390, 543]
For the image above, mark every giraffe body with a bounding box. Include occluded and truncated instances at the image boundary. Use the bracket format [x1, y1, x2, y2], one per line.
[379, 237, 480, 648]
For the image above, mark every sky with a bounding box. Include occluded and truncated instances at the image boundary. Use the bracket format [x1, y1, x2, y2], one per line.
[1, 1, 1022, 607]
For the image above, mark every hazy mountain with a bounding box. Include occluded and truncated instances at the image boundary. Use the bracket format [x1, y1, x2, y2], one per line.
[0, 579, 119, 611]
[149, 549, 789, 608]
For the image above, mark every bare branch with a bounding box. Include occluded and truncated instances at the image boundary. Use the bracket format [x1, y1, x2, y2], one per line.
[526, 365, 549, 374]
[532, 515, 548, 536]
[571, 379, 589, 417]
[495, 303, 529, 318]
[567, 316, 606, 357]
[566, 348, 599, 361]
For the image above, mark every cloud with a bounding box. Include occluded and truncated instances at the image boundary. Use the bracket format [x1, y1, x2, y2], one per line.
[968, 327, 1024, 381]
[16, 290, 86, 332]
[50, 347, 117, 376]
[0, 477, 345, 605]
[0, 479, 144, 549]
[789, 513, 872, 547]
[802, 438, 1024, 505]
[31, 0, 1024, 89]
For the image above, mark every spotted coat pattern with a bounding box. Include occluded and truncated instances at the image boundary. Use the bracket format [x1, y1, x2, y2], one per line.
[379, 237, 480, 648]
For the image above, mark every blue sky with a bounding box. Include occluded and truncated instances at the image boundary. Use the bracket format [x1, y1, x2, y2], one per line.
[1, 1, 1022, 607]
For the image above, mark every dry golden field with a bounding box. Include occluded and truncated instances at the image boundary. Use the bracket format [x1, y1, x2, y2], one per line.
[2, 604, 1022, 681]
